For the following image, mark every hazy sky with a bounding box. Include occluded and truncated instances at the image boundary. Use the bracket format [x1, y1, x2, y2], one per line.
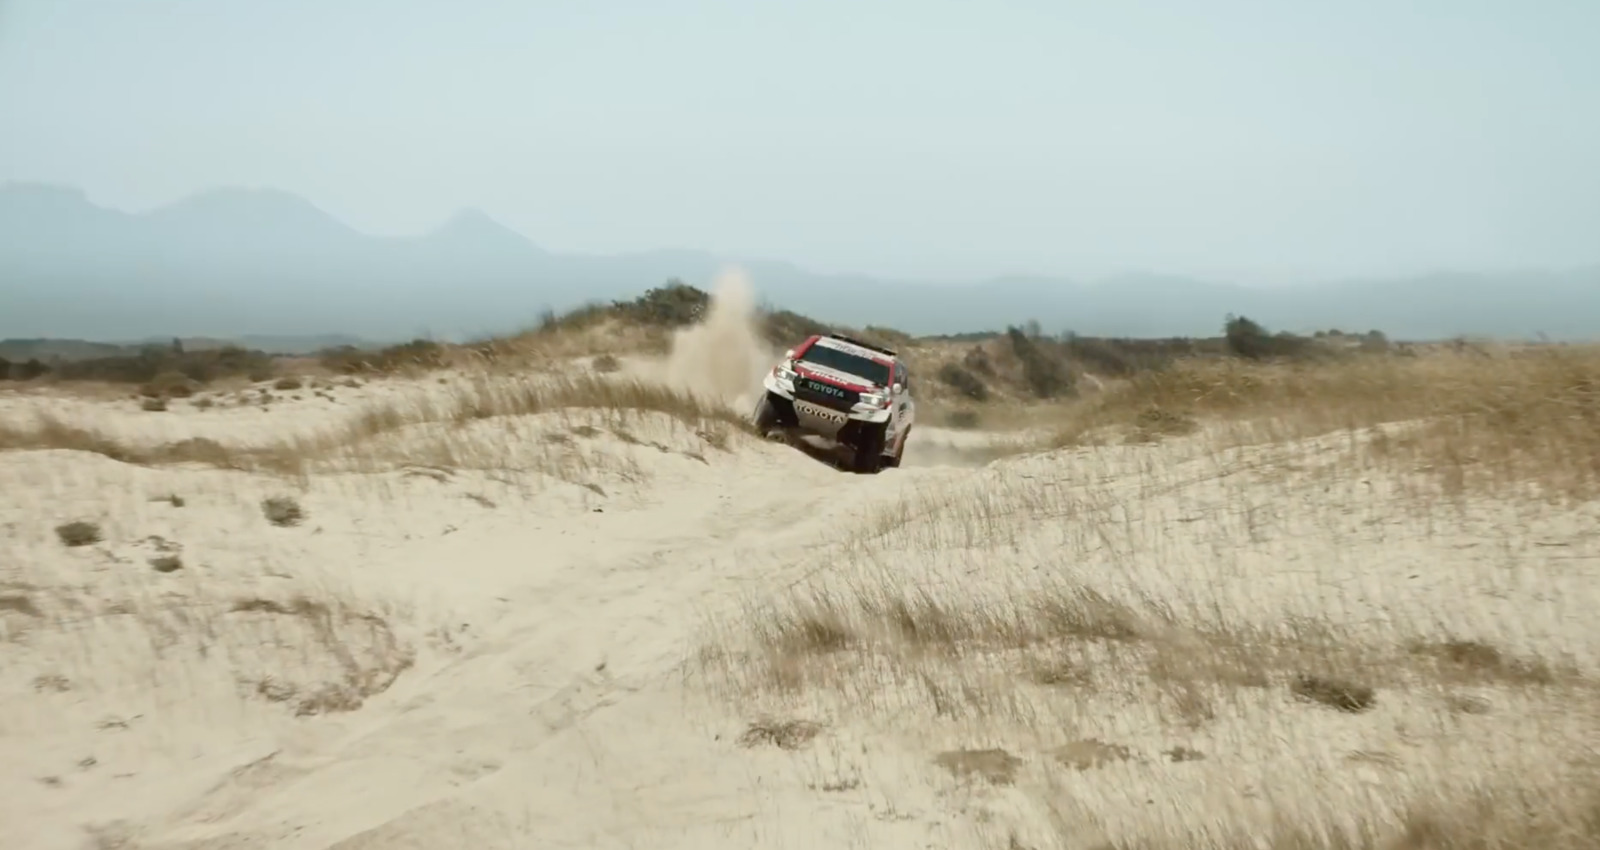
[3, 0, 1597, 282]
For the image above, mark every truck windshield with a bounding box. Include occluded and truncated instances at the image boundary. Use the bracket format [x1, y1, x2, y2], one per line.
[798, 344, 892, 386]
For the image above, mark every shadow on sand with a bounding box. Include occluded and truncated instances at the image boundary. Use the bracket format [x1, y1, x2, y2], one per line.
[765, 430, 875, 475]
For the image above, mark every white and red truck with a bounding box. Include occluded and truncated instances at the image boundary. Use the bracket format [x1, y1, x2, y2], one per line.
[751, 333, 916, 473]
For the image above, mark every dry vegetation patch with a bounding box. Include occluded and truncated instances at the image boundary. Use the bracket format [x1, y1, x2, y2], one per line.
[1047, 345, 1600, 499]
[261, 495, 305, 527]
[737, 717, 825, 750]
[0, 373, 757, 485]
[698, 355, 1600, 845]
[53, 520, 103, 547]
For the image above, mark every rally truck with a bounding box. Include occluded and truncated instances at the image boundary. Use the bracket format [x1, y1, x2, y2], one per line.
[751, 333, 916, 473]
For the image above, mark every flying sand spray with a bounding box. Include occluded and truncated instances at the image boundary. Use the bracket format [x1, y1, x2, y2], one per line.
[664, 266, 777, 413]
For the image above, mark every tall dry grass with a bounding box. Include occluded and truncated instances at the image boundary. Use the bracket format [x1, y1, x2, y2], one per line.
[1049, 344, 1600, 501]
[699, 344, 1600, 849]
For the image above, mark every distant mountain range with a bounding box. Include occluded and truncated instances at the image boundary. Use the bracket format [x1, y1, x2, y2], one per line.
[3, 181, 1597, 344]
[0, 334, 367, 362]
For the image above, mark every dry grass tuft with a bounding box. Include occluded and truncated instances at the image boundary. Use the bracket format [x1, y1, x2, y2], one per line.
[1107, 783, 1600, 849]
[699, 402, 1600, 845]
[1128, 407, 1198, 442]
[1052, 738, 1133, 771]
[1406, 638, 1560, 687]
[934, 748, 1024, 785]
[1289, 673, 1377, 713]
[737, 717, 824, 750]
[261, 496, 305, 527]
[54, 520, 103, 547]
[139, 371, 201, 399]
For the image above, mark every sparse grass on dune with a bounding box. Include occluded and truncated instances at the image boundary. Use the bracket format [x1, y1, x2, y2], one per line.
[1108, 781, 1600, 850]
[1046, 344, 1600, 500]
[13, 290, 1600, 846]
[0, 372, 756, 479]
[698, 348, 1600, 847]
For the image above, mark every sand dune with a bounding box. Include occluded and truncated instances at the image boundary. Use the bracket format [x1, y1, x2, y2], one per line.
[0, 373, 990, 850]
[4, 279, 1599, 849]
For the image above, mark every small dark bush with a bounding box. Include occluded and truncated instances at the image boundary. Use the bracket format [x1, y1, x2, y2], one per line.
[55, 521, 103, 547]
[140, 371, 199, 398]
[962, 347, 994, 376]
[1359, 329, 1390, 353]
[937, 362, 989, 401]
[319, 340, 447, 375]
[261, 497, 305, 527]
[52, 345, 274, 386]
[1291, 674, 1376, 713]
[1060, 335, 1195, 376]
[612, 280, 709, 327]
[13, 358, 50, 380]
[1006, 326, 1074, 399]
[273, 377, 303, 391]
[1224, 315, 1312, 360]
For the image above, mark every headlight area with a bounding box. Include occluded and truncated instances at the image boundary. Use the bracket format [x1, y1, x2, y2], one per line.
[857, 391, 890, 409]
[772, 363, 798, 386]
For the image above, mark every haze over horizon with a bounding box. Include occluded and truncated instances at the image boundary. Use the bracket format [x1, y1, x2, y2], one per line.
[4, 0, 1598, 286]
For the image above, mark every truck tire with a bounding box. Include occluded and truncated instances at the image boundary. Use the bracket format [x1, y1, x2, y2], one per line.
[752, 393, 780, 435]
[884, 426, 909, 468]
[851, 423, 887, 474]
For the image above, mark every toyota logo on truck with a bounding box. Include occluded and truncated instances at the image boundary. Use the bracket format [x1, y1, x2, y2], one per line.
[808, 380, 844, 397]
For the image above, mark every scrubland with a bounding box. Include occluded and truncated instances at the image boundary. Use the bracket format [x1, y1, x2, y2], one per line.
[2, 273, 1597, 849]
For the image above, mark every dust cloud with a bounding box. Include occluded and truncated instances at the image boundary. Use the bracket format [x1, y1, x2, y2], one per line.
[665, 266, 777, 411]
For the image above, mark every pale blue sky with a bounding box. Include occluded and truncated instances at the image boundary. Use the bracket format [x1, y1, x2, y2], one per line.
[2, 0, 1597, 282]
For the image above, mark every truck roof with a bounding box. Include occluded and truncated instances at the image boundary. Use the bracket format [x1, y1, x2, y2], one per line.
[815, 333, 898, 360]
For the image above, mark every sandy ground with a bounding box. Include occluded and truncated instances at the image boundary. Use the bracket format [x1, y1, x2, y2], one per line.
[0, 371, 1015, 850]
[5, 376, 1599, 850]
[4, 275, 1598, 848]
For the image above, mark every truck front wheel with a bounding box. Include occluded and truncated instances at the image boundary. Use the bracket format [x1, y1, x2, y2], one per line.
[851, 423, 887, 474]
[884, 425, 910, 468]
[753, 394, 780, 435]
